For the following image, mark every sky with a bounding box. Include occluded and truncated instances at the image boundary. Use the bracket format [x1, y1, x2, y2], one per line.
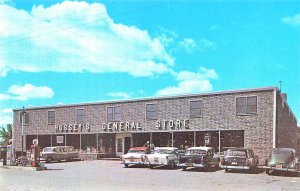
[0, 0, 299, 126]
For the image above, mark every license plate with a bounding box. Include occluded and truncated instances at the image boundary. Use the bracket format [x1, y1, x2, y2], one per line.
[187, 163, 193, 167]
[130, 159, 134, 162]
[276, 165, 282, 168]
[232, 162, 237, 165]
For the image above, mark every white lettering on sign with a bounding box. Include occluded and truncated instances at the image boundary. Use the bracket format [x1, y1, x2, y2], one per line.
[102, 121, 142, 132]
[156, 119, 189, 130]
[55, 123, 90, 133]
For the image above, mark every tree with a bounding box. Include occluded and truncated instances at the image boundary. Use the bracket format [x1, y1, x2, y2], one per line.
[0, 124, 12, 146]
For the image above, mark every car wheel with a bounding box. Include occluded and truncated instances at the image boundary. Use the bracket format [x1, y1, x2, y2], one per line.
[225, 168, 229, 172]
[149, 165, 154, 169]
[124, 164, 129, 168]
[183, 167, 187, 171]
[46, 157, 53, 163]
[169, 162, 175, 169]
[266, 169, 271, 175]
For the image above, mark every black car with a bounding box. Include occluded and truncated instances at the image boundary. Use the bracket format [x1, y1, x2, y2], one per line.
[177, 147, 220, 171]
[220, 148, 259, 172]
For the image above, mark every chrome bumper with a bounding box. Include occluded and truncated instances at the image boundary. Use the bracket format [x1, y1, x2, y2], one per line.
[264, 166, 298, 172]
[177, 163, 205, 168]
[221, 165, 250, 170]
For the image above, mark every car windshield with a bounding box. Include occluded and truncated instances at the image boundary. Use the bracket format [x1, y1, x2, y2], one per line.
[154, 149, 174, 154]
[226, 150, 247, 157]
[128, 150, 145, 154]
[42, 148, 53, 152]
[272, 150, 293, 157]
[186, 149, 206, 155]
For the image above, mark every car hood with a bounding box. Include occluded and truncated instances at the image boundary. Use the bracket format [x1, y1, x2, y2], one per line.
[122, 153, 145, 158]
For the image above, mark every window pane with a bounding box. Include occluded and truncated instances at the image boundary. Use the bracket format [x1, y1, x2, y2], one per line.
[147, 111, 157, 118]
[190, 100, 202, 118]
[114, 106, 120, 114]
[190, 100, 202, 109]
[48, 111, 55, 124]
[236, 97, 246, 107]
[247, 96, 257, 106]
[77, 109, 85, 122]
[114, 113, 121, 121]
[107, 114, 113, 122]
[247, 105, 257, 114]
[146, 104, 156, 112]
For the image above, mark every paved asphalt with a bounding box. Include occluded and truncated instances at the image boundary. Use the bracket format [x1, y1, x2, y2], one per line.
[0, 160, 300, 191]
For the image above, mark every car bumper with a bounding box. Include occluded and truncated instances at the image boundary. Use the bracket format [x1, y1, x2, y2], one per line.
[121, 161, 145, 165]
[220, 165, 250, 170]
[177, 163, 206, 168]
[264, 166, 298, 172]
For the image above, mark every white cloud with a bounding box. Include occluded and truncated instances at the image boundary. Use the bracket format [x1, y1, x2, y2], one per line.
[0, 108, 12, 125]
[198, 39, 216, 50]
[0, 1, 174, 77]
[156, 67, 218, 96]
[0, 84, 54, 100]
[107, 92, 131, 99]
[178, 38, 197, 54]
[281, 14, 300, 27]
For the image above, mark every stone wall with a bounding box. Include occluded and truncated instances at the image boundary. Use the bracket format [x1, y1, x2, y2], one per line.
[13, 88, 276, 163]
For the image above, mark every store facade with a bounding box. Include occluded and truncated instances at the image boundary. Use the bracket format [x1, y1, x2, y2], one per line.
[12, 87, 298, 163]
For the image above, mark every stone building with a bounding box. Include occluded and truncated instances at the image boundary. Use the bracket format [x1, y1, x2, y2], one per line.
[12, 86, 298, 163]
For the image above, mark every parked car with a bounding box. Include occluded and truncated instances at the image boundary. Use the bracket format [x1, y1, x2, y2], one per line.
[41, 146, 79, 163]
[177, 147, 220, 171]
[220, 148, 259, 172]
[265, 148, 299, 175]
[146, 147, 179, 169]
[120, 147, 150, 167]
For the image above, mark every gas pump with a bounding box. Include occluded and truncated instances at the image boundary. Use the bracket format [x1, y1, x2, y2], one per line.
[30, 139, 40, 167]
[6, 139, 16, 166]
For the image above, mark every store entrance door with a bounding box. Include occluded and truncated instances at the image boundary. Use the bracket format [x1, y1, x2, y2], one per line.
[115, 133, 132, 157]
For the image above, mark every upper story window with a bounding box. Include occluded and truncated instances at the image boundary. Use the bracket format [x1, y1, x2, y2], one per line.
[146, 104, 157, 119]
[190, 100, 202, 118]
[236, 96, 257, 115]
[48, 111, 55, 124]
[76, 108, 86, 122]
[19, 112, 29, 125]
[107, 106, 121, 122]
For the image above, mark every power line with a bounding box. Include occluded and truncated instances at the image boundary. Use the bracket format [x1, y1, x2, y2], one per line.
[0, 1, 173, 47]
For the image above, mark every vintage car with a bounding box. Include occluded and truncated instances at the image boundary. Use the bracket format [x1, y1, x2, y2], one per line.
[145, 147, 179, 169]
[220, 148, 259, 172]
[265, 148, 299, 175]
[177, 147, 220, 171]
[120, 147, 150, 167]
[41, 146, 79, 163]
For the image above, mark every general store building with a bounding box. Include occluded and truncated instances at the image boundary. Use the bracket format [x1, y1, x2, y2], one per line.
[12, 86, 298, 163]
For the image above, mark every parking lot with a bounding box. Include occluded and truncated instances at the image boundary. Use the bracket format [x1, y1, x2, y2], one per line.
[0, 160, 300, 191]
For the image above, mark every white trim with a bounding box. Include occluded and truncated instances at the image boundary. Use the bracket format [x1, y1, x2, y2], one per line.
[273, 89, 277, 148]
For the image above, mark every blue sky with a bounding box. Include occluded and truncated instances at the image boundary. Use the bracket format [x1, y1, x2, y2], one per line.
[0, 0, 299, 126]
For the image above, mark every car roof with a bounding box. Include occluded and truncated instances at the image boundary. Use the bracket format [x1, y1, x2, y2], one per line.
[155, 147, 177, 150]
[188, 147, 213, 151]
[129, 147, 146, 150]
[273, 148, 295, 152]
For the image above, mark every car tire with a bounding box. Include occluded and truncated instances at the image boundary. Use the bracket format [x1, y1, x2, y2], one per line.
[124, 164, 129, 168]
[183, 167, 187, 171]
[46, 157, 53, 163]
[266, 169, 271, 175]
[225, 168, 229, 172]
[169, 162, 175, 169]
[149, 165, 154, 169]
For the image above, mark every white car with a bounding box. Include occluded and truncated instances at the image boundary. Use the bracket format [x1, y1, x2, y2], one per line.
[146, 147, 179, 169]
[120, 147, 149, 167]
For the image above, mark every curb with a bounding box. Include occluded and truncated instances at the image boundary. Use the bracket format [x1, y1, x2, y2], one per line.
[0, 165, 47, 171]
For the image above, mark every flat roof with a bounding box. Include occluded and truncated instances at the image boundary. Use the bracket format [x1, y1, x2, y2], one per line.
[13, 86, 277, 111]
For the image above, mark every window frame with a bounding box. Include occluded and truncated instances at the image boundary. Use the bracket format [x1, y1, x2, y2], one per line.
[47, 110, 56, 124]
[19, 112, 29, 125]
[235, 95, 258, 116]
[106, 106, 121, 122]
[145, 103, 157, 120]
[189, 99, 203, 118]
[76, 108, 86, 123]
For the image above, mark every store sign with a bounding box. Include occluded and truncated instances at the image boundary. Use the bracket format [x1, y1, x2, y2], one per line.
[56, 136, 64, 143]
[102, 121, 142, 132]
[156, 119, 189, 130]
[55, 123, 90, 133]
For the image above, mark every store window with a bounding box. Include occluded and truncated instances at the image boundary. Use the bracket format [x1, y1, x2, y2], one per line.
[236, 96, 257, 115]
[20, 112, 29, 125]
[107, 106, 121, 122]
[117, 138, 123, 152]
[146, 104, 157, 119]
[76, 108, 86, 122]
[190, 100, 202, 118]
[48, 111, 55, 124]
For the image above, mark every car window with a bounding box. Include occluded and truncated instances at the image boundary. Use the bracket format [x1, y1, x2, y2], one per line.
[186, 149, 206, 155]
[226, 150, 247, 157]
[154, 149, 174, 154]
